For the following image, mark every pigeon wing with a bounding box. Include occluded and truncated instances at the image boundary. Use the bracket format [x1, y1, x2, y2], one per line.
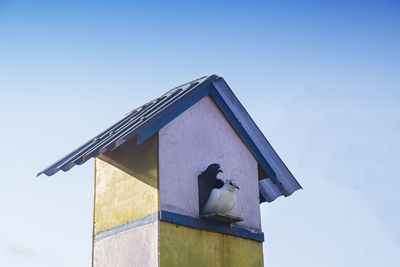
[214, 178, 224, 189]
[198, 171, 216, 207]
[201, 188, 221, 215]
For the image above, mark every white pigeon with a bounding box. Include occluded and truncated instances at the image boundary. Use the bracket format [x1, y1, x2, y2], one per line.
[201, 179, 240, 215]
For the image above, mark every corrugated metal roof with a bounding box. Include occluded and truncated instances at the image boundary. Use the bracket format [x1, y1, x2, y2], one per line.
[37, 75, 211, 177]
[37, 75, 302, 203]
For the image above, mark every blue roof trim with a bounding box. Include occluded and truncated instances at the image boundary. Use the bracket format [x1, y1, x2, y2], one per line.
[259, 179, 284, 202]
[211, 77, 302, 201]
[37, 75, 301, 203]
[209, 87, 278, 183]
[159, 210, 264, 242]
[137, 82, 213, 144]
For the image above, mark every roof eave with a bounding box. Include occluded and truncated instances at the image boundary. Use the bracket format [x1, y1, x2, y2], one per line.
[210, 77, 302, 202]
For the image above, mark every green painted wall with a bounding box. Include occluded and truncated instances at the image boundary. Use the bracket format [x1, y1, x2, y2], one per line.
[160, 221, 263, 267]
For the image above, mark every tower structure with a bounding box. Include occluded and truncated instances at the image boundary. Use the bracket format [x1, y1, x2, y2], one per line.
[38, 75, 302, 267]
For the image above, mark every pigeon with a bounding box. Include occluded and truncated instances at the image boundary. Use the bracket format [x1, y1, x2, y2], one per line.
[201, 179, 240, 215]
[198, 163, 224, 210]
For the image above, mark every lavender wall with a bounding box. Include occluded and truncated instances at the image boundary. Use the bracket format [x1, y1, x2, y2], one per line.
[93, 222, 159, 267]
[159, 96, 261, 231]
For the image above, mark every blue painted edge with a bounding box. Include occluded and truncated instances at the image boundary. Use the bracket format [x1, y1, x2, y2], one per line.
[94, 210, 265, 242]
[209, 87, 279, 185]
[159, 210, 265, 242]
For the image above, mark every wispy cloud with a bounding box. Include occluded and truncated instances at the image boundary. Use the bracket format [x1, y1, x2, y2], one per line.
[6, 242, 36, 258]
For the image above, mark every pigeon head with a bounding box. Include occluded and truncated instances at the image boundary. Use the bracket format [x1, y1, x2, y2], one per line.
[205, 163, 223, 175]
[225, 179, 239, 191]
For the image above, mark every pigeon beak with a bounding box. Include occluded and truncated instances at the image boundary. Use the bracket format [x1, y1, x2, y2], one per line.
[235, 185, 240, 190]
[218, 169, 223, 173]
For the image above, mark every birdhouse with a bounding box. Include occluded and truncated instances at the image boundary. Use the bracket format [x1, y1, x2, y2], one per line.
[38, 75, 302, 267]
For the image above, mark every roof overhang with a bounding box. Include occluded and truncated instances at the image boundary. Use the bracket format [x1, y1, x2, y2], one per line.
[37, 75, 302, 203]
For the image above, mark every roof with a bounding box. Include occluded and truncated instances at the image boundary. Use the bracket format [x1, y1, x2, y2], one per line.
[37, 75, 302, 203]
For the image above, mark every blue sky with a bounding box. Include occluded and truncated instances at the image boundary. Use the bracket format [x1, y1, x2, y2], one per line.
[1, 0, 399, 266]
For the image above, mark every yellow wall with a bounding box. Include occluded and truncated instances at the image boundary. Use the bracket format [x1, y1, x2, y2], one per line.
[94, 158, 159, 234]
[160, 221, 263, 267]
[93, 131, 264, 266]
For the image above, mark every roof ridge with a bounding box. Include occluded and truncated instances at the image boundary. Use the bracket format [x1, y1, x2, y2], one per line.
[125, 76, 210, 117]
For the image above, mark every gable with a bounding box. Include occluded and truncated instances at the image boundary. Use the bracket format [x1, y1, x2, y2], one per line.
[159, 95, 261, 230]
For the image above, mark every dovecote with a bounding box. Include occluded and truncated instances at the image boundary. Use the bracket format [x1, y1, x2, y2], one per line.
[38, 75, 301, 267]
